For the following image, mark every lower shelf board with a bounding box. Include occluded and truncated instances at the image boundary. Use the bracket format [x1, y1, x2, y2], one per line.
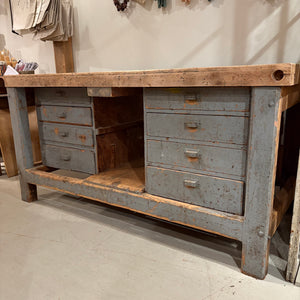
[34, 162, 145, 194]
[25, 164, 244, 241]
[85, 162, 145, 194]
[31, 165, 292, 241]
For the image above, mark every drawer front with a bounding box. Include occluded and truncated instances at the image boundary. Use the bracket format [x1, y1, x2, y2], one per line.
[42, 144, 96, 174]
[147, 140, 246, 178]
[146, 113, 248, 145]
[146, 167, 244, 215]
[144, 88, 250, 113]
[37, 105, 93, 126]
[35, 88, 91, 106]
[40, 123, 94, 147]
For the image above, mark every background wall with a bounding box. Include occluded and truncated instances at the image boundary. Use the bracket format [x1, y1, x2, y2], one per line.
[1, 0, 300, 74]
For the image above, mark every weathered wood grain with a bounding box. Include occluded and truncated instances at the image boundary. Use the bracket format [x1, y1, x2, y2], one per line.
[35, 87, 91, 106]
[97, 125, 144, 172]
[28, 106, 42, 165]
[53, 38, 74, 73]
[6, 68, 300, 280]
[146, 166, 244, 215]
[86, 161, 145, 194]
[146, 113, 249, 145]
[280, 84, 300, 111]
[36, 105, 93, 126]
[144, 87, 250, 115]
[39, 123, 94, 147]
[241, 87, 282, 279]
[146, 139, 247, 179]
[93, 95, 143, 128]
[2, 64, 299, 88]
[41, 144, 96, 174]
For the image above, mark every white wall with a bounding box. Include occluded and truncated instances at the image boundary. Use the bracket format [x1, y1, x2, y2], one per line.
[1, 0, 300, 74]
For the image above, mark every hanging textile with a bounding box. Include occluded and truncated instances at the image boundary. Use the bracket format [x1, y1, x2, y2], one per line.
[155, 0, 166, 8]
[8, 0, 73, 41]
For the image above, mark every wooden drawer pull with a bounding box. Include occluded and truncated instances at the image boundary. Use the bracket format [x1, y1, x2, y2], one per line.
[59, 131, 69, 137]
[61, 154, 71, 161]
[184, 179, 198, 188]
[184, 149, 200, 158]
[57, 112, 67, 118]
[184, 122, 199, 129]
[184, 94, 197, 102]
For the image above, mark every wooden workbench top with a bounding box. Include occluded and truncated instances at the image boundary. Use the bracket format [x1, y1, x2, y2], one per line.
[2, 63, 300, 88]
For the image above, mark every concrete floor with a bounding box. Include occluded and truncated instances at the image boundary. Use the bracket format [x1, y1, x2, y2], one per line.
[0, 175, 299, 300]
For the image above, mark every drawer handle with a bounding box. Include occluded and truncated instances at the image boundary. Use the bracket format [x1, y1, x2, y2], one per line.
[184, 179, 198, 188]
[184, 149, 200, 158]
[61, 154, 71, 161]
[184, 95, 197, 102]
[59, 131, 69, 138]
[57, 112, 67, 119]
[184, 122, 199, 129]
[55, 90, 66, 97]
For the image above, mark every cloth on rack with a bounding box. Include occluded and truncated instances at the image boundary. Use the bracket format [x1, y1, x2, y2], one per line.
[155, 0, 166, 8]
[9, 0, 73, 41]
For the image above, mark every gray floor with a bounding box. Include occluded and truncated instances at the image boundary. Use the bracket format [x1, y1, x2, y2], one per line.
[0, 175, 299, 300]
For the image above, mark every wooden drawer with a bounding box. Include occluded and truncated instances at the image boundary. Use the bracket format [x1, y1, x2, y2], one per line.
[146, 140, 246, 179]
[42, 144, 96, 174]
[146, 166, 244, 215]
[39, 123, 94, 147]
[146, 113, 249, 145]
[37, 105, 93, 126]
[144, 87, 250, 114]
[35, 88, 91, 106]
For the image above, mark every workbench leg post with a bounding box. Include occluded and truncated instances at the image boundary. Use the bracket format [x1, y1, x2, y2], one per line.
[7, 87, 37, 202]
[241, 87, 282, 279]
[19, 179, 37, 202]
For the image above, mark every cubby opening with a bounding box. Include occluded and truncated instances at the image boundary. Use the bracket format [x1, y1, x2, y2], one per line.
[93, 91, 145, 192]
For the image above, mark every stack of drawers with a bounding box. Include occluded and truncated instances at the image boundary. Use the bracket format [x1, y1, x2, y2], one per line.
[144, 88, 250, 215]
[36, 88, 97, 174]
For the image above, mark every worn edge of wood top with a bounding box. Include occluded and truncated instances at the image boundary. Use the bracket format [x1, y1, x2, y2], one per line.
[1, 63, 299, 87]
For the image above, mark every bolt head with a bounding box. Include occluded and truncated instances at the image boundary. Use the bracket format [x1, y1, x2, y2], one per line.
[258, 230, 264, 237]
[268, 100, 275, 107]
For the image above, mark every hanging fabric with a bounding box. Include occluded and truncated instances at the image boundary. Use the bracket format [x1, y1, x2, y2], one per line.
[155, 0, 166, 8]
[8, 0, 20, 35]
[8, 0, 73, 41]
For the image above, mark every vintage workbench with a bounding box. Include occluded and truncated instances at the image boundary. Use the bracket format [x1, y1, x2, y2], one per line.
[3, 64, 300, 279]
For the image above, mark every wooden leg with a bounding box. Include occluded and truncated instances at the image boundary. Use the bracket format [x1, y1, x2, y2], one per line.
[241, 87, 282, 279]
[7, 87, 37, 202]
[20, 176, 37, 202]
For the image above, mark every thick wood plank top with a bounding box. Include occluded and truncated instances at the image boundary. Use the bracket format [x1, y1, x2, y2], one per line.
[2, 64, 300, 87]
